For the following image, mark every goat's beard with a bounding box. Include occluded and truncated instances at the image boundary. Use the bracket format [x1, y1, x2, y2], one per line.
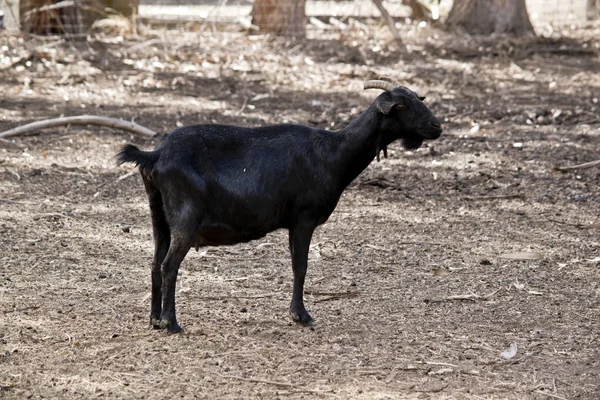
[401, 136, 424, 150]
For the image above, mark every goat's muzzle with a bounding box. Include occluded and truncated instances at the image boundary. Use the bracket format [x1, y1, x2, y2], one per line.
[422, 121, 443, 140]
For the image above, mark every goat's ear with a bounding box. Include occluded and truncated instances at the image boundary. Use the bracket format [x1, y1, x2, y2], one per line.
[375, 93, 395, 115]
[419, 96, 426, 101]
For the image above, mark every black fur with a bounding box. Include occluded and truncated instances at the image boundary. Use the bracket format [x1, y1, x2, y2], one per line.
[117, 87, 442, 333]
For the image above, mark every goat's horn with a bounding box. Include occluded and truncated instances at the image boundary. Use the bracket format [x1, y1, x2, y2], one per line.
[363, 80, 396, 92]
[378, 76, 402, 87]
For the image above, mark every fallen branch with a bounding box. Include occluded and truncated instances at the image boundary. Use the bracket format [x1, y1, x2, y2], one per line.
[0, 115, 158, 139]
[555, 159, 600, 171]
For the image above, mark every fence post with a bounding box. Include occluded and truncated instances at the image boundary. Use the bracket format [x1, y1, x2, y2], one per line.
[3, 0, 20, 33]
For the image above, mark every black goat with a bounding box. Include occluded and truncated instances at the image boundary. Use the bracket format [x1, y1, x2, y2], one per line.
[117, 78, 443, 333]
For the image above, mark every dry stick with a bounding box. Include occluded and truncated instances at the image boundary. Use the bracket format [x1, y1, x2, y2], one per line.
[2, 305, 41, 314]
[305, 290, 361, 297]
[371, 0, 403, 44]
[581, 221, 600, 229]
[533, 390, 568, 400]
[215, 374, 332, 394]
[0, 115, 157, 139]
[463, 194, 524, 201]
[126, 38, 163, 52]
[555, 159, 600, 171]
[0, 198, 37, 205]
[425, 289, 499, 304]
[421, 361, 458, 368]
[544, 217, 588, 229]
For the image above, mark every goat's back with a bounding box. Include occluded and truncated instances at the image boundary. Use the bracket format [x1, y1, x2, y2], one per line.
[149, 124, 343, 233]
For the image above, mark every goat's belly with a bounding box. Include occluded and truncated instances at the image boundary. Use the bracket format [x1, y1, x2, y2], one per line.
[195, 224, 268, 247]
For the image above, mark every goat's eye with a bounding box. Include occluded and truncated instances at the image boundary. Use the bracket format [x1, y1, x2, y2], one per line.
[395, 104, 406, 110]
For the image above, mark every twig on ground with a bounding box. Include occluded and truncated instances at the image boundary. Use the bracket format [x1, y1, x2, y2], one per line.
[463, 194, 524, 201]
[581, 221, 600, 229]
[117, 171, 137, 181]
[0, 138, 26, 149]
[0, 115, 157, 139]
[197, 293, 276, 301]
[545, 217, 588, 229]
[305, 290, 361, 297]
[306, 290, 361, 303]
[2, 305, 41, 314]
[414, 383, 449, 393]
[533, 390, 568, 400]
[126, 38, 163, 52]
[384, 368, 398, 383]
[420, 361, 458, 368]
[6, 168, 21, 181]
[425, 289, 499, 304]
[0, 198, 37, 205]
[215, 374, 332, 394]
[305, 290, 361, 303]
[555, 159, 600, 171]
[33, 212, 76, 220]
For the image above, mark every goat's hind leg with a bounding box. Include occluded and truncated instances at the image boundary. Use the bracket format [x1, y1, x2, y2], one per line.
[143, 178, 170, 329]
[158, 205, 198, 333]
[289, 222, 316, 325]
[159, 229, 194, 333]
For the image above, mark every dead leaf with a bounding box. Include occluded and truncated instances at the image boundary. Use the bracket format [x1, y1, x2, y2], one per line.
[500, 343, 518, 359]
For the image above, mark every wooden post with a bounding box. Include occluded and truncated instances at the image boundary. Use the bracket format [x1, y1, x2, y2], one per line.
[3, 0, 20, 33]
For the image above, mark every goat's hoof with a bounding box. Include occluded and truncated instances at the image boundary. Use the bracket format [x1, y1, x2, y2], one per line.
[290, 309, 314, 326]
[159, 318, 183, 334]
[150, 317, 162, 329]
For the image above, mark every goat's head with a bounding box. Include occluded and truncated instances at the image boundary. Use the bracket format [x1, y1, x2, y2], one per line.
[365, 78, 443, 151]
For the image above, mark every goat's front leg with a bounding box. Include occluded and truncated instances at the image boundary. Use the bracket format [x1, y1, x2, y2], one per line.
[289, 222, 315, 325]
[159, 237, 191, 333]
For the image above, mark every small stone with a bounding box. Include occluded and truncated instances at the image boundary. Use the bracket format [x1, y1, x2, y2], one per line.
[122, 226, 130, 233]
[240, 307, 247, 313]
[480, 259, 492, 266]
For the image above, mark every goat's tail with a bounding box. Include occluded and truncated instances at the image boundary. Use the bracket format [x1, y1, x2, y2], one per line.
[116, 144, 160, 173]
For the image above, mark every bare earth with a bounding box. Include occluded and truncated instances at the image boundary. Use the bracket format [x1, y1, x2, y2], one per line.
[0, 21, 599, 399]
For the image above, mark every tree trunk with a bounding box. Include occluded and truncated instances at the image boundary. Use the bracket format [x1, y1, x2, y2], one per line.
[589, 0, 600, 20]
[447, 0, 534, 35]
[251, 0, 306, 37]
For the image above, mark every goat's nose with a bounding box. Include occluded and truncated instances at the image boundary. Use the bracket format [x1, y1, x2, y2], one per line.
[426, 120, 443, 139]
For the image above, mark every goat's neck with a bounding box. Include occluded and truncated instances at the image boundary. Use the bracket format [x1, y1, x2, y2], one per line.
[335, 105, 388, 188]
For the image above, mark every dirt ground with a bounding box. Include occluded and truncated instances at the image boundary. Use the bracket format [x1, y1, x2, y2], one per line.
[1, 20, 599, 400]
